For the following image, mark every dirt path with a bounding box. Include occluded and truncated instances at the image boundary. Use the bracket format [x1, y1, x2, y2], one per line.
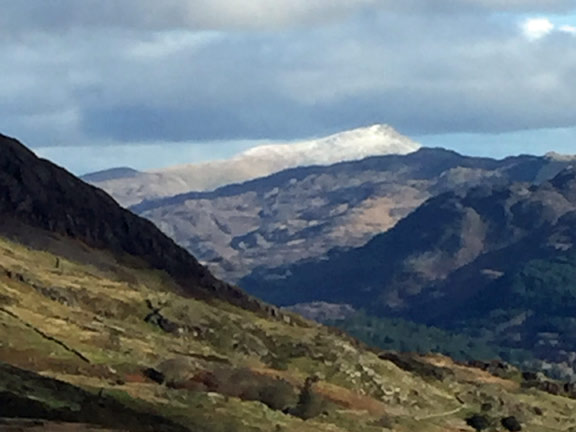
[415, 406, 465, 421]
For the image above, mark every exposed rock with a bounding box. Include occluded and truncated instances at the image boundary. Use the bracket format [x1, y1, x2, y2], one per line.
[501, 416, 523, 432]
[144, 300, 185, 335]
[378, 352, 453, 381]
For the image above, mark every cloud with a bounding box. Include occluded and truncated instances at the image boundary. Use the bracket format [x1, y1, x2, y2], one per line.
[1, 1, 576, 153]
[559, 25, 576, 35]
[0, 0, 378, 32]
[521, 17, 576, 40]
[467, 0, 572, 11]
[1, 0, 574, 34]
[521, 18, 555, 40]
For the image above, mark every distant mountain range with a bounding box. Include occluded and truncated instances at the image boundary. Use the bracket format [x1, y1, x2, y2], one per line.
[241, 165, 576, 376]
[131, 147, 573, 282]
[84, 125, 420, 206]
[242, 167, 576, 310]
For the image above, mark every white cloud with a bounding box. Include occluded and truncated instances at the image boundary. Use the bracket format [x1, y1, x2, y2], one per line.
[559, 25, 576, 35]
[521, 17, 555, 40]
[128, 31, 223, 59]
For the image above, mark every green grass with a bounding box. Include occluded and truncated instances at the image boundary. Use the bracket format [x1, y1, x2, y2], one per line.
[2, 235, 576, 431]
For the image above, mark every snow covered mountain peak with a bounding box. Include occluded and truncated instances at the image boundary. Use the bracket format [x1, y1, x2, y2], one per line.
[86, 125, 420, 206]
[238, 124, 420, 167]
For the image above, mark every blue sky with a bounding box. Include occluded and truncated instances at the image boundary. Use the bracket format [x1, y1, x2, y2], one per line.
[1, 1, 576, 174]
[419, 127, 576, 158]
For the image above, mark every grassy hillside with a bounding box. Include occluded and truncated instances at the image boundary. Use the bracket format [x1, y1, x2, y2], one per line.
[2, 236, 576, 431]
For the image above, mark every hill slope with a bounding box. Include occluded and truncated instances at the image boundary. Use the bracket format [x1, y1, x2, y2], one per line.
[4, 233, 576, 431]
[241, 168, 576, 310]
[86, 125, 420, 207]
[0, 133, 261, 312]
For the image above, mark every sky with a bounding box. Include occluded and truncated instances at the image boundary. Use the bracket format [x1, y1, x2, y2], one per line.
[1, 1, 576, 174]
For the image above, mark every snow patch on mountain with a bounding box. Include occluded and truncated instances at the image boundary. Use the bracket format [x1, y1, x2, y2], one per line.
[177, 124, 420, 172]
[157, 124, 419, 185]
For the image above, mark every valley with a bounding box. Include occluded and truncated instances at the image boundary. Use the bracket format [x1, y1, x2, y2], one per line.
[83, 125, 576, 384]
[0, 132, 576, 432]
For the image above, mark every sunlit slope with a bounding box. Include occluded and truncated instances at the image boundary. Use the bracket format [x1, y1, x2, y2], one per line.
[1, 236, 576, 431]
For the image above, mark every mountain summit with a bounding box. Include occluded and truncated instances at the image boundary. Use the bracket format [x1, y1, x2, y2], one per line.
[85, 125, 420, 206]
[236, 124, 420, 168]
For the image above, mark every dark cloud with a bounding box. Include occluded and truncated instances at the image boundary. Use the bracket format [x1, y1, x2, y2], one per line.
[76, 11, 576, 142]
[1, 0, 573, 34]
[0, 1, 575, 150]
[0, 0, 379, 33]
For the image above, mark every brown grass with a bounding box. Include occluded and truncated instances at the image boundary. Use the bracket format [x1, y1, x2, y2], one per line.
[422, 354, 519, 390]
[249, 367, 388, 416]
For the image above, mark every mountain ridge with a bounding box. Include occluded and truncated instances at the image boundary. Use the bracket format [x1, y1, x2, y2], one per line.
[133, 147, 517, 212]
[131, 147, 571, 282]
[0, 133, 265, 313]
[241, 168, 576, 310]
[240, 168, 576, 377]
[86, 125, 420, 207]
[81, 167, 141, 183]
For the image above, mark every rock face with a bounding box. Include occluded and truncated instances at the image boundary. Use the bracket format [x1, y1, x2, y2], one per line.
[132, 148, 567, 282]
[240, 167, 576, 314]
[86, 124, 421, 207]
[0, 133, 261, 311]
